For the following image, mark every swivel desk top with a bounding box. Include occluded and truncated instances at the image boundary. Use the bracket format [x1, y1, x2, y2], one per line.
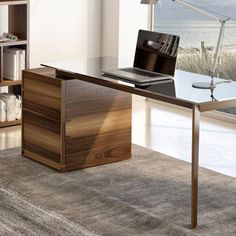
[40, 57, 236, 228]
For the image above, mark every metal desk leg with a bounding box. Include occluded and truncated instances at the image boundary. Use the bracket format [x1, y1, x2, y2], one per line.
[191, 105, 200, 228]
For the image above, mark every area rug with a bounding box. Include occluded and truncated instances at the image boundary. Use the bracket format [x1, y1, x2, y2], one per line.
[0, 145, 235, 236]
[0, 187, 99, 236]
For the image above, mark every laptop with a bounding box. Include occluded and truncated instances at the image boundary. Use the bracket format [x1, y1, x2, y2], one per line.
[103, 30, 180, 86]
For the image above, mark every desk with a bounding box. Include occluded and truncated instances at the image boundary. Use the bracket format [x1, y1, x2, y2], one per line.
[22, 58, 236, 228]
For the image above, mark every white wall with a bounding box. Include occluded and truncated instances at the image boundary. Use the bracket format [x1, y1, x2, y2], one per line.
[0, 6, 8, 35]
[118, 0, 148, 67]
[1, 0, 148, 69]
[86, 0, 102, 58]
[100, 0, 148, 67]
[101, 0, 119, 58]
[29, 0, 90, 68]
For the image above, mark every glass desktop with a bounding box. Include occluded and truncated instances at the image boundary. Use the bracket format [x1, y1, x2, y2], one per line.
[42, 57, 236, 105]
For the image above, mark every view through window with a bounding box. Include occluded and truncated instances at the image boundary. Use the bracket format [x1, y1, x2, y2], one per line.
[154, 0, 236, 115]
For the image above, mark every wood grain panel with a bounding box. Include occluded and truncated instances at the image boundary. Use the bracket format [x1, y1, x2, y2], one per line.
[23, 75, 61, 99]
[9, 4, 27, 40]
[22, 68, 132, 171]
[24, 123, 61, 154]
[23, 111, 61, 163]
[65, 79, 131, 116]
[66, 130, 131, 156]
[22, 150, 63, 171]
[23, 90, 61, 121]
[23, 109, 61, 134]
[65, 141, 131, 170]
[23, 71, 61, 121]
[24, 142, 60, 164]
[66, 96, 131, 119]
[66, 109, 131, 137]
[25, 68, 57, 78]
[65, 78, 132, 169]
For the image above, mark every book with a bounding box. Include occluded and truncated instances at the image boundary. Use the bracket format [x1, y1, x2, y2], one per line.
[16, 95, 22, 120]
[3, 52, 17, 81]
[3, 48, 26, 81]
[0, 87, 8, 93]
[19, 50, 26, 80]
[0, 93, 17, 121]
[0, 100, 6, 122]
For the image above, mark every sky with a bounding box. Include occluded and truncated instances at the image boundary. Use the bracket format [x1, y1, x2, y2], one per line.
[154, 0, 236, 21]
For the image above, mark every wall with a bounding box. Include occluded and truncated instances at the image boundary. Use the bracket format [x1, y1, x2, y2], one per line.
[100, 0, 148, 66]
[86, 0, 102, 58]
[87, 0, 149, 67]
[29, 0, 90, 68]
[0, 6, 7, 35]
[101, 0, 119, 58]
[30, 0, 148, 67]
[1, 1, 148, 68]
[118, 0, 148, 67]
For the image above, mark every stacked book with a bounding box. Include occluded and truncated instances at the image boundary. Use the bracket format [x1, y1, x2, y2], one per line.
[3, 48, 26, 81]
[0, 93, 21, 122]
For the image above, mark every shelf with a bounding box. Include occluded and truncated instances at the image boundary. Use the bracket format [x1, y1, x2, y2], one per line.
[0, 119, 21, 128]
[0, 0, 28, 128]
[0, 1, 27, 6]
[0, 39, 27, 47]
[0, 79, 22, 86]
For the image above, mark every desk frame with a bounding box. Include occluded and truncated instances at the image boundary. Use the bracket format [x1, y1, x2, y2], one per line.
[25, 68, 236, 228]
[56, 69, 236, 228]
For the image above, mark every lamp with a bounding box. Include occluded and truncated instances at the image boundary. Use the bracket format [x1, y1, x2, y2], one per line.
[140, 0, 160, 31]
[141, 0, 231, 89]
[172, 0, 231, 89]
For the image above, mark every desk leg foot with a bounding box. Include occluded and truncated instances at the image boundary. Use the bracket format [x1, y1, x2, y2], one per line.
[191, 105, 200, 228]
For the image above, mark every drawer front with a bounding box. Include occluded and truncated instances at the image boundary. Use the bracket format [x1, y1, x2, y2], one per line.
[23, 73, 61, 121]
[23, 110, 61, 164]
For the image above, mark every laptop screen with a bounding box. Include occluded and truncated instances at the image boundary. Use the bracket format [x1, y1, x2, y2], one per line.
[133, 30, 180, 76]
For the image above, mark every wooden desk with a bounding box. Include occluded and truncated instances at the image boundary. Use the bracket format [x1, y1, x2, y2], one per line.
[22, 58, 236, 228]
[22, 68, 132, 171]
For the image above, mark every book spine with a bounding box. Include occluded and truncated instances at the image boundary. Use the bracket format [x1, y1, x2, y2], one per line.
[20, 50, 26, 80]
[0, 100, 7, 122]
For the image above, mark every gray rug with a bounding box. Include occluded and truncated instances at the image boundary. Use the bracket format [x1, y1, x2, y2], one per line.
[0, 187, 99, 236]
[0, 145, 235, 236]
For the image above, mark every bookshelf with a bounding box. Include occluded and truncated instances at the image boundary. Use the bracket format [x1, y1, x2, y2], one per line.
[0, 0, 28, 127]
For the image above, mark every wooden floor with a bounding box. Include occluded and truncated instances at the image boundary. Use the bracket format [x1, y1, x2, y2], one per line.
[1, 95, 236, 177]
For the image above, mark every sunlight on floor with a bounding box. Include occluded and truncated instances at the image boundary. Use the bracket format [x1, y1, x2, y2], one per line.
[132, 95, 236, 177]
[0, 126, 21, 151]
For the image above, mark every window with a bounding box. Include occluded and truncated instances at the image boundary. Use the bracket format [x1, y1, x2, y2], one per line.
[154, 0, 236, 115]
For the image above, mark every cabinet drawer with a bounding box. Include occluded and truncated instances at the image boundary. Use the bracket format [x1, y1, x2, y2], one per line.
[23, 89, 61, 121]
[23, 73, 61, 99]
[23, 110, 61, 163]
[23, 72, 62, 121]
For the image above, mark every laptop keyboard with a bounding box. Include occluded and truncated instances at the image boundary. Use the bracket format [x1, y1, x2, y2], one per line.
[121, 68, 161, 77]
